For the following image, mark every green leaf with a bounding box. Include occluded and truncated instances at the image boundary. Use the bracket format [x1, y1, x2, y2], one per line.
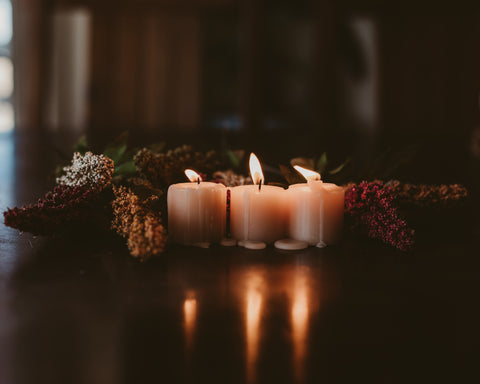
[279, 164, 306, 185]
[316, 152, 328, 173]
[102, 132, 129, 163]
[104, 144, 127, 165]
[148, 142, 166, 153]
[73, 136, 88, 154]
[366, 143, 419, 179]
[227, 150, 242, 169]
[290, 157, 315, 169]
[114, 160, 137, 176]
[329, 157, 351, 175]
[123, 147, 138, 161]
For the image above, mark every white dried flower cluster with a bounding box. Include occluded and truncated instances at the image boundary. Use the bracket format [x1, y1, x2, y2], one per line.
[57, 151, 115, 190]
[213, 170, 252, 187]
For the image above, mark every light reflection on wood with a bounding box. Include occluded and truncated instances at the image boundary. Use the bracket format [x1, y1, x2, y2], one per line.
[183, 298, 197, 354]
[291, 269, 309, 383]
[246, 273, 263, 384]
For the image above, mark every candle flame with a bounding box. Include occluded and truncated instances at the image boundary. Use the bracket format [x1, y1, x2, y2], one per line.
[293, 165, 321, 182]
[249, 153, 264, 186]
[185, 169, 202, 183]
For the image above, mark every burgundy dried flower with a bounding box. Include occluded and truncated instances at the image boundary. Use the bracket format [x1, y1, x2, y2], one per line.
[3, 185, 105, 236]
[345, 181, 415, 251]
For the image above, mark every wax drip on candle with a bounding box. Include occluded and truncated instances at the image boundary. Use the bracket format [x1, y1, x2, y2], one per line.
[185, 169, 203, 183]
[293, 165, 321, 182]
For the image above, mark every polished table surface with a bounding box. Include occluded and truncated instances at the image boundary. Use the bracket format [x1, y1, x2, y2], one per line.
[0, 134, 479, 384]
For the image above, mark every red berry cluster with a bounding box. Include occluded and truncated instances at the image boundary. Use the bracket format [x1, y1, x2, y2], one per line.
[345, 182, 415, 251]
[3, 185, 103, 236]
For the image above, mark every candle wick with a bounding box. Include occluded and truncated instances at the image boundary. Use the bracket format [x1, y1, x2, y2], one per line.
[197, 178, 200, 185]
[258, 179, 262, 192]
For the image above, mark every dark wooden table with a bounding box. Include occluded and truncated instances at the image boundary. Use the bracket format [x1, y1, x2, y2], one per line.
[0, 134, 479, 384]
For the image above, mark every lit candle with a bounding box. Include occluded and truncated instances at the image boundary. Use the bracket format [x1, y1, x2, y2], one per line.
[167, 169, 226, 245]
[287, 165, 344, 247]
[230, 153, 287, 244]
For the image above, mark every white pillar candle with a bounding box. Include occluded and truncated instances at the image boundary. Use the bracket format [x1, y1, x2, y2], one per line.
[230, 153, 287, 244]
[168, 169, 226, 245]
[230, 185, 287, 243]
[287, 165, 344, 246]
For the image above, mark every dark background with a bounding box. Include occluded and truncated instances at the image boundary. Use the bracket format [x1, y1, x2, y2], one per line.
[10, 0, 480, 210]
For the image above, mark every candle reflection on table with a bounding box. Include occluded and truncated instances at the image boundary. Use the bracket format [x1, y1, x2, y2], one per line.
[183, 297, 197, 354]
[245, 272, 263, 384]
[291, 268, 310, 383]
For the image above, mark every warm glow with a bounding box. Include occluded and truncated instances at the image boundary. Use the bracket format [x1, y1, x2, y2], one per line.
[293, 165, 321, 182]
[246, 290, 262, 383]
[185, 169, 202, 183]
[249, 153, 264, 186]
[292, 292, 308, 333]
[245, 273, 263, 384]
[292, 287, 308, 343]
[291, 273, 309, 383]
[184, 298, 197, 330]
[247, 291, 262, 330]
[184, 298, 197, 352]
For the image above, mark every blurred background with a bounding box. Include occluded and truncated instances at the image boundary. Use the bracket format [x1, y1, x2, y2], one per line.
[2, 0, 480, 187]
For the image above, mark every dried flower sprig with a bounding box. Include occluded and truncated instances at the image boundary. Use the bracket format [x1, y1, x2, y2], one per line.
[383, 180, 468, 208]
[128, 213, 166, 260]
[57, 151, 114, 191]
[345, 182, 415, 251]
[3, 185, 105, 236]
[134, 145, 220, 187]
[122, 177, 164, 200]
[111, 186, 166, 261]
[213, 170, 252, 187]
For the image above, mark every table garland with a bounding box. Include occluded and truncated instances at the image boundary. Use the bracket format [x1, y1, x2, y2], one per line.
[3, 137, 469, 261]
